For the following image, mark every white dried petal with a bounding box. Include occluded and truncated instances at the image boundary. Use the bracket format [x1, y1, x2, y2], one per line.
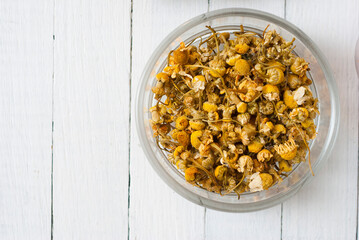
[238, 156, 252, 173]
[178, 71, 193, 80]
[228, 144, 236, 152]
[193, 152, 201, 159]
[264, 92, 280, 101]
[193, 79, 205, 92]
[259, 123, 271, 135]
[293, 86, 310, 105]
[248, 172, 264, 192]
[237, 113, 250, 125]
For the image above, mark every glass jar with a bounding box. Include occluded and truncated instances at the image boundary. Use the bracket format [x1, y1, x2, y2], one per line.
[136, 8, 340, 212]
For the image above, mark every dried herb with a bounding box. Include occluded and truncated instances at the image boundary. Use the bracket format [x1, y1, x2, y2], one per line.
[150, 25, 318, 197]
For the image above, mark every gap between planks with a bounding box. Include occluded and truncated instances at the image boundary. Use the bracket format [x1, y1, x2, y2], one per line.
[127, 0, 134, 240]
[51, 0, 56, 239]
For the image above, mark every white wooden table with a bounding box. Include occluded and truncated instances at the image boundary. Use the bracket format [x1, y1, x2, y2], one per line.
[1, 0, 358, 239]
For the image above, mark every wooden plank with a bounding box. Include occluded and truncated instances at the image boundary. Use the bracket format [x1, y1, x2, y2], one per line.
[52, 0, 131, 239]
[205, 1, 284, 240]
[282, 0, 359, 239]
[129, 0, 208, 239]
[205, 207, 282, 240]
[0, 1, 53, 239]
[210, 0, 285, 16]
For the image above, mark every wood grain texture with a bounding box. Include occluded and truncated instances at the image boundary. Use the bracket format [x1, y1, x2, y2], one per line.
[0, 0, 358, 239]
[206, 1, 285, 240]
[210, 0, 285, 16]
[129, 0, 207, 239]
[282, 0, 359, 239]
[205, 206, 282, 240]
[52, 0, 130, 239]
[0, 1, 53, 239]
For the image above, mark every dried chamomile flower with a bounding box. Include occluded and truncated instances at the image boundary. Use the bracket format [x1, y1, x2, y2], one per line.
[248, 139, 264, 153]
[209, 57, 226, 77]
[238, 79, 259, 102]
[190, 131, 203, 149]
[226, 54, 241, 66]
[203, 102, 218, 112]
[273, 124, 286, 135]
[189, 120, 206, 130]
[202, 156, 214, 169]
[237, 112, 251, 125]
[266, 68, 284, 85]
[263, 84, 280, 101]
[289, 107, 309, 123]
[290, 57, 309, 77]
[279, 160, 292, 172]
[177, 131, 190, 146]
[259, 100, 274, 115]
[274, 138, 297, 160]
[192, 75, 206, 92]
[175, 116, 188, 130]
[257, 149, 273, 162]
[237, 155, 253, 174]
[248, 172, 273, 192]
[247, 102, 259, 115]
[284, 90, 298, 109]
[174, 146, 185, 158]
[214, 165, 227, 181]
[288, 74, 302, 90]
[293, 86, 312, 105]
[276, 101, 287, 113]
[234, 59, 251, 76]
[173, 42, 189, 65]
[185, 167, 198, 182]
